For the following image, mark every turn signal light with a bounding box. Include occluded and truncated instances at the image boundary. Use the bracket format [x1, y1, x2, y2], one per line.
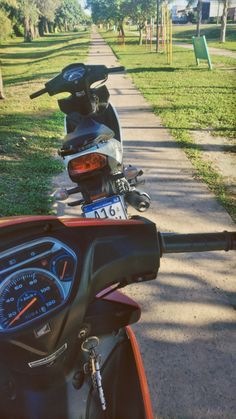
[68, 153, 107, 180]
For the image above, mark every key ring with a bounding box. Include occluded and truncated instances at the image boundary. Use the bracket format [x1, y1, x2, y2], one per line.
[81, 336, 99, 352]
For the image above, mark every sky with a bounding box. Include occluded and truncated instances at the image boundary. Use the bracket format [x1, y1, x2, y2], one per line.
[78, 0, 87, 9]
[78, 0, 190, 10]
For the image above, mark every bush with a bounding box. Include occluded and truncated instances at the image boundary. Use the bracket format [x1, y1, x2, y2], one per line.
[0, 8, 12, 41]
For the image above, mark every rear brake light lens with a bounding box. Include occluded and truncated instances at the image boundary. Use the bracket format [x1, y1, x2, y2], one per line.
[68, 153, 107, 178]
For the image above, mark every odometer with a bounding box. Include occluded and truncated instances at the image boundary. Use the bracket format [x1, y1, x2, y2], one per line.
[0, 269, 65, 330]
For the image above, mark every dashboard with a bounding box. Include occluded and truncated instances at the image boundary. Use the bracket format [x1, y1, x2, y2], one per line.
[0, 237, 77, 332]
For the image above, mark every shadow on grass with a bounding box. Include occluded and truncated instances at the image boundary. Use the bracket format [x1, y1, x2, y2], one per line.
[126, 65, 214, 73]
[4, 71, 58, 86]
[1, 110, 63, 126]
[0, 32, 87, 50]
[139, 85, 234, 91]
[127, 67, 176, 73]
[125, 141, 236, 156]
[1, 41, 90, 62]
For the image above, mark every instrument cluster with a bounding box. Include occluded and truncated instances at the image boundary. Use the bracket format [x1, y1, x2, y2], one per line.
[0, 238, 77, 331]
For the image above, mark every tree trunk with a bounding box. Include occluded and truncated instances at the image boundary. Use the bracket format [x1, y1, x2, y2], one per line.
[34, 25, 39, 38]
[48, 22, 54, 33]
[0, 64, 5, 100]
[38, 18, 45, 36]
[118, 21, 125, 37]
[44, 20, 49, 34]
[24, 17, 32, 42]
[217, 0, 220, 25]
[220, 0, 228, 42]
[30, 24, 35, 40]
[196, 0, 202, 37]
[138, 26, 143, 45]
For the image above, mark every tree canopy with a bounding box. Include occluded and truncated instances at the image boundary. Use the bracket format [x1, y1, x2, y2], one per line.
[87, 0, 156, 41]
[0, 0, 89, 42]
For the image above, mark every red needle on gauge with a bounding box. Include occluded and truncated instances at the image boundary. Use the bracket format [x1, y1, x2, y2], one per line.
[8, 297, 37, 327]
[60, 261, 68, 280]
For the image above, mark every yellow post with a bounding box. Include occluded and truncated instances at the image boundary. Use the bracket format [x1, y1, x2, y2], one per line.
[168, 7, 170, 64]
[166, 6, 169, 64]
[169, 16, 173, 64]
[150, 23, 152, 50]
[162, 5, 166, 52]
[163, 4, 172, 65]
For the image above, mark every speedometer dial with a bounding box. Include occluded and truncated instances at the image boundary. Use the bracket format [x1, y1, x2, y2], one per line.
[0, 269, 65, 330]
[51, 253, 75, 282]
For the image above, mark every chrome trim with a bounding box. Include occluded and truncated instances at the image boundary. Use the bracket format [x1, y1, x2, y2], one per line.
[0, 237, 76, 276]
[28, 343, 68, 368]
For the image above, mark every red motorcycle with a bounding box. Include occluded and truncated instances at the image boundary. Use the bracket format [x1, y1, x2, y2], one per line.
[0, 215, 235, 418]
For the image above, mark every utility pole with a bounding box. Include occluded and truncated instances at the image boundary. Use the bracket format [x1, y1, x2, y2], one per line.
[156, 0, 160, 52]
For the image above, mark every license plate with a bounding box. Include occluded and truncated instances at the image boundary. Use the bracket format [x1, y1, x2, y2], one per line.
[83, 195, 127, 220]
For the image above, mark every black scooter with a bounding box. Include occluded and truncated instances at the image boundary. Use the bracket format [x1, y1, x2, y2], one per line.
[30, 63, 151, 219]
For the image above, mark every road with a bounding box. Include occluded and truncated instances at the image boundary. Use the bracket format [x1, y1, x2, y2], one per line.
[54, 30, 236, 418]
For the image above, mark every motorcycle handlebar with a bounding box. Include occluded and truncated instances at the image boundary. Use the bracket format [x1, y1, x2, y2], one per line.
[107, 66, 125, 74]
[159, 231, 236, 255]
[29, 64, 125, 100]
[30, 87, 47, 99]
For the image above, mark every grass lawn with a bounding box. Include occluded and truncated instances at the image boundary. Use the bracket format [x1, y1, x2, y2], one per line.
[101, 30, 236, 221]
[172, 24, 236, 51]
[126, 24, 236, 51]
[0, 29, 90, 216]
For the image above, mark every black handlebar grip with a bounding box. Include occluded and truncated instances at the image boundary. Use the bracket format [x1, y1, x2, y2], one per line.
[30, 88, 47, 99]
[107, 66, 125, 73]
[159, 231, 236, 254]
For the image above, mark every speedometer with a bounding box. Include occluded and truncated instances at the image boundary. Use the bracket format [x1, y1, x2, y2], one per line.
[63, 66, 86, 82]
[0, 269, 65, 330]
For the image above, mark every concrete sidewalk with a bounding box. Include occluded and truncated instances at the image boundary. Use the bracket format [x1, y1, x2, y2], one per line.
[55, 30, 236, 418]
[174, 42, 236, 59]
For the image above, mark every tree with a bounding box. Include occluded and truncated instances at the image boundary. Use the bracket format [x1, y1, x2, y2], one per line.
[0, 8, 12, 41]
[0, 0, 19, 98]
[55, 0, 84, 32]
[196, 0, 202, 37]
[187, 0, 202, 37]
[220, 0, 228, 42]
[18, 0, 39, 41]
[36, 0, 61, 36]
[86, 0, 128, 35]
[127, 0, 156, 45]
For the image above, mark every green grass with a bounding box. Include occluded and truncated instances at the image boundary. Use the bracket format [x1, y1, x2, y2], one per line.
[0, 30, 90, 216]
[172, 24, 236, 51]
[101, 30, 236, 221]
[127, 24, 236, 51]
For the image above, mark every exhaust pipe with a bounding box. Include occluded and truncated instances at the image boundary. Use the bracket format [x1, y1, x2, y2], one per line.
[125, 190, 151, 212]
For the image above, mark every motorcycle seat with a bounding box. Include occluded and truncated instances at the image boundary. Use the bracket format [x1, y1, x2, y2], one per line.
[61, 113, 114, 155]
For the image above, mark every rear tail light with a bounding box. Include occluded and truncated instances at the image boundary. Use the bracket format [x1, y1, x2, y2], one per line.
[68, 153, 107, 180]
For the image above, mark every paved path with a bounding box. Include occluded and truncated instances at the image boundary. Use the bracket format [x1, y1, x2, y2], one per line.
[54, 30, 236, 418]
[174, 41, 236, 59]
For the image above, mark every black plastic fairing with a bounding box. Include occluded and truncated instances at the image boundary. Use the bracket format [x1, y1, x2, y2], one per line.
[62, 115, 114, 151]
[0, 217, 159, 374]
[83, 291, 141, 336]
[64, 103, 121, 143]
